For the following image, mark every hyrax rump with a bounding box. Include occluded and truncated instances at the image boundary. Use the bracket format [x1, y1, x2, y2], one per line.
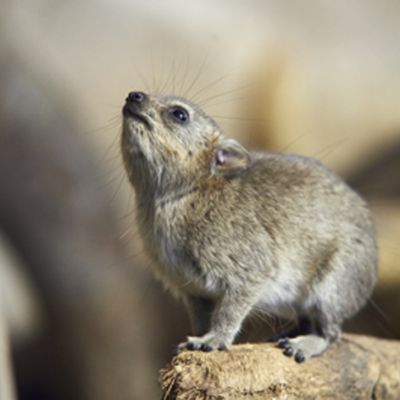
[121, 91, 377, 362]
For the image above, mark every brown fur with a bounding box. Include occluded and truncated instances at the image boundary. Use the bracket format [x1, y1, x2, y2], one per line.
[121, 92, 378, 361]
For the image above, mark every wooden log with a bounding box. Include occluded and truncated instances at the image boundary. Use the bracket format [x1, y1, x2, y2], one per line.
[160, 333, 400, 399]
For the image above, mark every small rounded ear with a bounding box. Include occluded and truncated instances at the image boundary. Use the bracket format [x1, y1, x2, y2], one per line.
[212, 138, 250, 177]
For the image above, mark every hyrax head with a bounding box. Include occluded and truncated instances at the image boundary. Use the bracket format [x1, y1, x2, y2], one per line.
[121, 91, 250, 188]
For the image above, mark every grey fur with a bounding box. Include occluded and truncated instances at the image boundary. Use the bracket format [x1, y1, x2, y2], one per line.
[121, 92, 377, 361]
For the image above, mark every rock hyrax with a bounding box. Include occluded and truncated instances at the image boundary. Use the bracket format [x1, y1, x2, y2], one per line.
[121, 90, 377, 362]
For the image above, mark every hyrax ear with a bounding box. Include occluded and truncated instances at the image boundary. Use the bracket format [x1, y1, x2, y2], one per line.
[212, 138, 250, 178]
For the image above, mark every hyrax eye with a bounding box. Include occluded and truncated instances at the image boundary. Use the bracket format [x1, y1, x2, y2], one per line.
[169, 106, 189, 124]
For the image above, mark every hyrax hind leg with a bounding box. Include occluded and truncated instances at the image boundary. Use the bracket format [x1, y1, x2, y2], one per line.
[277, 272, 344, 362]
[278, 241, 376, 362]
[276, 271, 342, 362]
[267, 316, 312, 342]
[276, 310, 341, 363]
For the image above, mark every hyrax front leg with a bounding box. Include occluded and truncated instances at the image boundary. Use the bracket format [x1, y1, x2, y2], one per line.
[179, 289, 257, 352]
[184, 295, 214, 336]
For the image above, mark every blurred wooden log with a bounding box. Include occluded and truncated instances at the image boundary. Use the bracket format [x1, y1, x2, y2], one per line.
[0, 309, 16, 400]
[160, 333, 400, 400]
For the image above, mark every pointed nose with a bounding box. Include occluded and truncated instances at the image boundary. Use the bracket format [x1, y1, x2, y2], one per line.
[126, 91, 147, 104]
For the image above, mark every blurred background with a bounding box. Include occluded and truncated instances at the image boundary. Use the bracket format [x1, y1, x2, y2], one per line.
[0, 0, 399, 399]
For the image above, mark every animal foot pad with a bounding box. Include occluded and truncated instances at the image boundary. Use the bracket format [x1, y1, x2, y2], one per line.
[277, 338, 306, 362]
[178, 340, 227, 353]
[276, 334, 328, 362]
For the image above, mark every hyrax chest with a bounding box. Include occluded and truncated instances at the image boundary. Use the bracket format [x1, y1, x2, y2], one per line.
[147, 200, 210, 293]
[148, 192, 275, 296]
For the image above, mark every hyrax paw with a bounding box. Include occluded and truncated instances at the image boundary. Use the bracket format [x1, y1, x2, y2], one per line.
[178, 335, 228, 353]
[276, 337, 307, 363]
[276, 334, 328, 363]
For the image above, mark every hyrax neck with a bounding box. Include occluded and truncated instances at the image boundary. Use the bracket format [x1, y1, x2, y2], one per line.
[134, 161, 202, 219]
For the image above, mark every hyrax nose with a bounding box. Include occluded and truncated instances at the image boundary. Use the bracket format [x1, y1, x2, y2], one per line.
[126, 91, 147, 104]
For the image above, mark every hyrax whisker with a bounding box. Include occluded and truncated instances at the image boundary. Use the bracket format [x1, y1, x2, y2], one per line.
[148, 45, 159, 94]
[131, 64, 151, 93]
[178, 50, 191, 97]
[197, 84, 253, 107]
[203, 96, 249, 109]
[210, 115, 269, 123]
[81, 119, 120, 137]
[160, 56, 178, 95]
[109, 171, 128, 204]
[184, 49, 210, 99]
[311, 137, 349, 161]
[190, 73, 231, 102]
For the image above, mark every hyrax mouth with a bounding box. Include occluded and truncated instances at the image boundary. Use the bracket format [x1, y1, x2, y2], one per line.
[122, 104, 152, 130]
[122, 91, 153, 130]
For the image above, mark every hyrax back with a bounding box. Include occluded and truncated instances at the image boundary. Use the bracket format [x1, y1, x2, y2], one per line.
[121, 91, 377, 362]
